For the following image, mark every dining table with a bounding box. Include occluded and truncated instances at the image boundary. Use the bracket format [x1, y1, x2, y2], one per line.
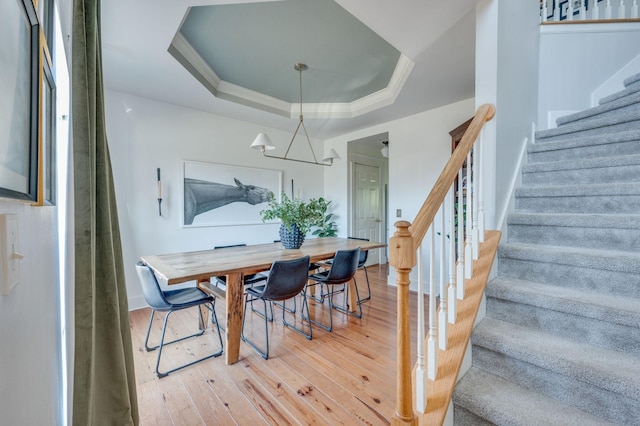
[139, 237, 387, 364]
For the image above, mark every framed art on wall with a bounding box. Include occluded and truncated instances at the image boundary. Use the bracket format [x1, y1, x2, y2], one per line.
[182, 160, 282, 227]
[0, 0, 40, 202]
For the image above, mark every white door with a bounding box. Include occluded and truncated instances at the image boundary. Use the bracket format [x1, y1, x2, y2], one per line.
[353, 163, 382, 265]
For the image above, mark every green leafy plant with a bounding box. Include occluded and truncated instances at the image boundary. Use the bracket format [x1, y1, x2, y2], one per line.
[260, 193, 329, 235]
[312, 207, 338, 237]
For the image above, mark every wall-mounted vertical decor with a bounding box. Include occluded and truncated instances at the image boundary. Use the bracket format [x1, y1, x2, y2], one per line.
[157, 167, 162, 216]
[0, 0, 40, 202]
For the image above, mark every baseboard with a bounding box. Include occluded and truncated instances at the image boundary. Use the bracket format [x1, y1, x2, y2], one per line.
[128, 295, 148, 311]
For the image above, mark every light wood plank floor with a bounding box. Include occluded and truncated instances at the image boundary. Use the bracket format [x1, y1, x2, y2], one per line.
[130, 264, 425, 425]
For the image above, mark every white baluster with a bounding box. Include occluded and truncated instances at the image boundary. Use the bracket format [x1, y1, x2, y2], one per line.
[438, 206, 447, 350]
[605, 0, 613, 18]
[568, 0, 574, 20]
[555, 1, 561, 20]
[472, 145, 479, 260]
[427, 228, 437, 380]
[415, 245, 427, 412]
[447, 186, 457, 324]
[464, 151, 473, 279]
[456, 168, 465, 300]
[619, 0, 627, 18]
[542, 0, 548, 22]
[592, 0, 600, 20]
[580, 0, 587, 19]
[478, 132, 485, 243]
[632, 0, 639, 18]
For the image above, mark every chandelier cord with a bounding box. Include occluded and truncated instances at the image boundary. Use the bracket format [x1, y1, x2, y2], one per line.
[283, 64, 318, 163]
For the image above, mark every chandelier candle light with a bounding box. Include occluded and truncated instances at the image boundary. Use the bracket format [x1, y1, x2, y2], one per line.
[251, 63, 340, 166]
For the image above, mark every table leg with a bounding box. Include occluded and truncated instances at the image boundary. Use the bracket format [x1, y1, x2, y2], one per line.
[225, 272, 244, 364]
[348, 279, 358, 313]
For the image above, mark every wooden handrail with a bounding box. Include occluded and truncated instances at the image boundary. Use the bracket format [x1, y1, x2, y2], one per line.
[389, 103, 495, 426]
[410, 104, 495, 251]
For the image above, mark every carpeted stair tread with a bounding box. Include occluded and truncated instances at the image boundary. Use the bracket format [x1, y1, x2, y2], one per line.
[472, 318, 640, 401]
[515, 181, 640, 198]
[507, 212, 640, 229]
[499, 242, 640, 274]
[522, 153, 640, 173]
[527, 129, 640, 162]
[624, 72, 640, 87]
[453, 367, 614, 426]
[557, 90, 640, 126]
[487, 277, 640, 329]
[506, 212, 640, 251]
[535, 109, 640, 141]
[599, 79, 640, 106]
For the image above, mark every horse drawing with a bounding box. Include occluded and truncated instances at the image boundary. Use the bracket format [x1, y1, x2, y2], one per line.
[184, 177, 273, 225]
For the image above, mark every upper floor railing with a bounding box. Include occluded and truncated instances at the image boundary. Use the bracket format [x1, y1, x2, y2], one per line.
[388, 104, 497, 425]
[541, 0, 639, 23]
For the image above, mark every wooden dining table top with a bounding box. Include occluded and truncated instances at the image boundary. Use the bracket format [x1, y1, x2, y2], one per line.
[140, 237, 387, 285]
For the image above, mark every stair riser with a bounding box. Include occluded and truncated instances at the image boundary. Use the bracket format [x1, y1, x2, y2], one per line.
[507, 223, 640, 252]
[471, 346, 640, 424]
[560, 102, 640, 128]
[515, 194, 640, 214]
[536, 119, 640, 144]
[522, 164, 640, 186]
[498, 256, 640, 298]
[528, 139, 640, 163]
[486, 297, 640, 356]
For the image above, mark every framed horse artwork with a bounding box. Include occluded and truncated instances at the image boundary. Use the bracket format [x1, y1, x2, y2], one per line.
[182, 160, 282, 227]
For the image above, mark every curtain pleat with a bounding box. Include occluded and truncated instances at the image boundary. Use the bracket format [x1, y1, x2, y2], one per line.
[71, 0, 139, 424]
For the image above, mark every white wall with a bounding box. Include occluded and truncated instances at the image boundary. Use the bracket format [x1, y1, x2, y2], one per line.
[0, 203, 61, 425]
[538, 23, 640, 129]
[476, 0, 540, 234]
[105, 91, 325, 309]
[325, 98, 476, 289]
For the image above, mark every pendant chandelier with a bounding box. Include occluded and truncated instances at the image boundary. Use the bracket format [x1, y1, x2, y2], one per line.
[250, 63, 339, 166]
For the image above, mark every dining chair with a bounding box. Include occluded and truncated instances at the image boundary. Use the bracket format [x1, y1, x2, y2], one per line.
[213, 244, 268, 287]
[135, 261, 224, 378]
[320, 237, 372, 304]
[241, 255, 312, 359]
[305, 247, 361, 332]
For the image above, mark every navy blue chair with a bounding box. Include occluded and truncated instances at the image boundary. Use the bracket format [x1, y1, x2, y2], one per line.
[136, 261, 223, 378]
[321, 237, 372, 304]
[241, 256, 312, 359]
[305, 247, 361, 332]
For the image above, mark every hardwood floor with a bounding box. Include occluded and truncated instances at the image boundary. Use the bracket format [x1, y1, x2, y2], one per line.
[130, 264, 425, 425]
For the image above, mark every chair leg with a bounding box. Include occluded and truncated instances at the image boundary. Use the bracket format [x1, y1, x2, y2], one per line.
[305, 281, 326, 304]
[154, 302, 223, 378]
[145, 308, 206, 352]
[242, 296, 270, 359]
[282, 295, 312, 340]
[357, 266, 372, 304]
[273, 296, 296, 313]
[332, 278, 363, 319]
[303, 283, 334, 332]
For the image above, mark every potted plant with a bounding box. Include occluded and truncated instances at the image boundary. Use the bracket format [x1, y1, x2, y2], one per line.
[260, 193, 330, 249]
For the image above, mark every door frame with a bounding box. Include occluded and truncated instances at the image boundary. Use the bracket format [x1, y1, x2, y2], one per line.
[348, 152, 388, 265]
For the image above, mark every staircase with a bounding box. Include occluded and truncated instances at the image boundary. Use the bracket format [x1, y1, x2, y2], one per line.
[452, 72, 640, 425]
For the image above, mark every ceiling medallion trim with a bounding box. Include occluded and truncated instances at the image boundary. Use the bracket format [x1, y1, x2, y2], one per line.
[168, 35, 414, 119]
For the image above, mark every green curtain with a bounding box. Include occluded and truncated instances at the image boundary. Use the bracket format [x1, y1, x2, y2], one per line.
[71, 0, 139, 424]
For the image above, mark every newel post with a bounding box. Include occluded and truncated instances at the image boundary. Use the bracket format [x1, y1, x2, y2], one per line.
[389, 221, 419, 425]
